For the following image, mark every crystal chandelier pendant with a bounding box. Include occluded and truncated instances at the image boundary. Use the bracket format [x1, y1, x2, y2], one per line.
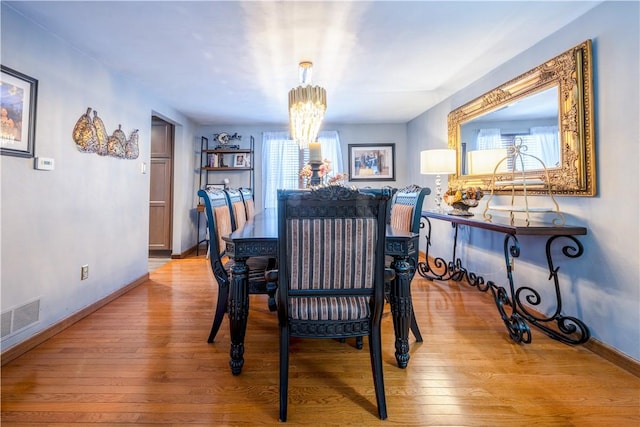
[288, 61, 327, 149]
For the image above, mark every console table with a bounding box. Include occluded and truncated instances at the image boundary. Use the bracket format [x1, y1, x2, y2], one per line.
[418, 210, 590, 345]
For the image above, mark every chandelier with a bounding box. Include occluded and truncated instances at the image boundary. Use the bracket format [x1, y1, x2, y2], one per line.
[288, 61, 327, 149]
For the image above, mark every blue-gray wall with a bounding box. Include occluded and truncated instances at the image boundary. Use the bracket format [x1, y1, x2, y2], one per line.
[408, 1, 639, 361]
[1, 5, 199, 350]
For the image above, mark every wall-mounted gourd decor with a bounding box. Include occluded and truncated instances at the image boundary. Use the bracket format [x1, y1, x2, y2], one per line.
[72, 107, 139, 159]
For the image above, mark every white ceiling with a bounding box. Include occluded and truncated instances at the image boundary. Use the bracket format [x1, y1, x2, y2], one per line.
[5, 1, 601, 126]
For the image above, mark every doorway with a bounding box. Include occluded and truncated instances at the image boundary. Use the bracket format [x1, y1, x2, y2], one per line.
[149, 116, 174, 255]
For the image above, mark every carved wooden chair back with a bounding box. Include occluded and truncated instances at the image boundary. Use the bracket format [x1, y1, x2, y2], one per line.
[389, 185, 430, 265]
[239, 187, 256, 220]
[198, 188, 274, 343]
[224, 188, 248, 231]
[199, 188, 233, 260]
[390, 184, 430, 234]
[270, 186, 392, 422]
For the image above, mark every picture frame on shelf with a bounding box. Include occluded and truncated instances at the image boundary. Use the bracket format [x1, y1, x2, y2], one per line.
[348, 143, 395, 181]
[205, 184, 225, 191]
[1, 65, 38, 158]
[233, 153, 247, 168]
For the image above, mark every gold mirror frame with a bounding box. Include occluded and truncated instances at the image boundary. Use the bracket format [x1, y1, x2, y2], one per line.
[448, 40, 595, 196]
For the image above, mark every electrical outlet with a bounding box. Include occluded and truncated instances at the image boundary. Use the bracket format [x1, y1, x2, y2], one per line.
[81, 265, 89, 280]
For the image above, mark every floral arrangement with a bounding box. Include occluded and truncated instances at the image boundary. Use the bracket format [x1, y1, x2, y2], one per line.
[299, 159, 347, 186]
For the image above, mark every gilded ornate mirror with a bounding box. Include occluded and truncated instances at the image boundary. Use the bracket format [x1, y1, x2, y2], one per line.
[448, 40, 595, 196]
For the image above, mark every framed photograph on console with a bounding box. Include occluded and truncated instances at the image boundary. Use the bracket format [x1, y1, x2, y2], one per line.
[1, 65, 38, 158]
[348, 143, 395, 181]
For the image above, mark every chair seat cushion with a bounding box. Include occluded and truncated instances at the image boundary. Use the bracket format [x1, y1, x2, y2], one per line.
[289, 296, 371, 321]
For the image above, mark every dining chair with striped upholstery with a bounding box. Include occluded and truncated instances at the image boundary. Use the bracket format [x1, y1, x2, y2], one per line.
[198, 188, 275, 343]
[266, 186, 393, 422]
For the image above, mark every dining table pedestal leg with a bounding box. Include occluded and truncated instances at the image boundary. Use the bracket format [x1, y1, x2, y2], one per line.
[228, 258, 249, 375]
[389, 256, 413, 368]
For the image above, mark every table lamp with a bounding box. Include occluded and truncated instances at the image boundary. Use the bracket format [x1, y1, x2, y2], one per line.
[420, 149, 456, 211]
[467, 148, 508, 175]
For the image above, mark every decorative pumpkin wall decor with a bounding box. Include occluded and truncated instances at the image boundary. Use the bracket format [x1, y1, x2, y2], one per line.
[107, 124, 126, 158]
[93, 110, 108, 156]
[72, 107, 139, 159]
[125, 129, 139, 159]
[72, 108, 98, 153]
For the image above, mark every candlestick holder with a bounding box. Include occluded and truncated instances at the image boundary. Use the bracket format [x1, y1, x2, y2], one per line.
[309, 160, 323, 186]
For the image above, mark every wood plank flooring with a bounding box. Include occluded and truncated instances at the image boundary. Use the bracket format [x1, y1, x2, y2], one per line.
[2, 257, 639, 426]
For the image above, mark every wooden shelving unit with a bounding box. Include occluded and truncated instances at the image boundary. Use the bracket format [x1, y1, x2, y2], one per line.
[196, 135, 255, 254]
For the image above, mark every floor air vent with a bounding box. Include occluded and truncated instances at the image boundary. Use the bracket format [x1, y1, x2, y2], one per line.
[1, 299, 41, 339]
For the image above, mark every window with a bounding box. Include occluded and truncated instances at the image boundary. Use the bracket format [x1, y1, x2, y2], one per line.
[262, 131, 343, 209]
[501, 128, 559, 171]
[473, 126, 560, 172]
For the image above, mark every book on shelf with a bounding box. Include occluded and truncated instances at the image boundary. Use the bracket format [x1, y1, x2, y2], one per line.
[208, 153, 218, 168]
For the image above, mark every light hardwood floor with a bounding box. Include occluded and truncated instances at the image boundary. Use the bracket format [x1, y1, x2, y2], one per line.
[148, 257, 171, 272]
[2, 257, 639, 426]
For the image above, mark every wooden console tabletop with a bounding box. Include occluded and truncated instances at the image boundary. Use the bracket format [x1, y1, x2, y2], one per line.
[421, 209, 587, 236]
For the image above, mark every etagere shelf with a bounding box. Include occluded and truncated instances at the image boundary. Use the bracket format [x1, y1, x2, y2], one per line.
[196, 135, 255, 254]
[199, 135, 254, 189]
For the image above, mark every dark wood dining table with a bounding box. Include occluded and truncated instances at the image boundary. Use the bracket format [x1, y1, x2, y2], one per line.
[222, 208, 420, 375]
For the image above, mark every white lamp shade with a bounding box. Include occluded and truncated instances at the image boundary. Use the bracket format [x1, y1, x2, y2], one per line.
[420, 149, 456, 175]
[467, 148, 508, 175]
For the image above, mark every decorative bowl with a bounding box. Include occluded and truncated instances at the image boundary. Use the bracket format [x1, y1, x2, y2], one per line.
[449, 199, 479, 216]
[444, 187, 483, 216]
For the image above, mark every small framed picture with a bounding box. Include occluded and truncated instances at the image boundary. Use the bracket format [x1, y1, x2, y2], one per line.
[1, 65, 38, 158]
[205, 184, 225, 191]
[348, 143, 395, 181]
[233, 153, 247, 167]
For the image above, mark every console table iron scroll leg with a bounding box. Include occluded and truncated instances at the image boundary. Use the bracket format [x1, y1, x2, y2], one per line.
[417, 216, 463, 281]
[418, 211, 589, 345]
[496, 234, 532, 344]
[513, 235, 590, 344]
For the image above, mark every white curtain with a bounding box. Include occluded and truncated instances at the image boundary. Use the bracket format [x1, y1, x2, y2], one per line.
[531, 126, 560, 167]
[262, 130, 343, 209]
[316, 131, 344, 174]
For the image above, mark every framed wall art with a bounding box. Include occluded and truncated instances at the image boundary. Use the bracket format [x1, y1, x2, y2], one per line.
[348, 143, 395, 181]
[1, 65, 38, 158]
